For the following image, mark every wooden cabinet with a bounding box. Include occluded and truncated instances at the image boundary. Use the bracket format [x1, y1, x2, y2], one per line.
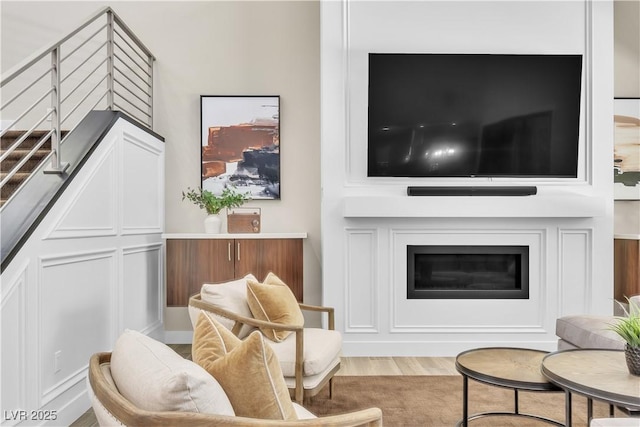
[614, 237, 640, 302]
[165, 234, 305, 307]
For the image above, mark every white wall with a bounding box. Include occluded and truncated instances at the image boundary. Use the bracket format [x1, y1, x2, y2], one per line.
[0, 118, 164, 426]
[615, 0, 640, 98]
[321, 0, 614, 356]
[1, 1, 322, 334]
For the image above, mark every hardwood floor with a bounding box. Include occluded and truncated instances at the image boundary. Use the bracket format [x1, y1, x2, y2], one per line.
[85, 343, 459, 376]
[70, 345, 458, 426]
[337, 356, 458, 376]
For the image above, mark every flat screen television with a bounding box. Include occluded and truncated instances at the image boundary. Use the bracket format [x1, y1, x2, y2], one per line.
[367, 53, 583, 178]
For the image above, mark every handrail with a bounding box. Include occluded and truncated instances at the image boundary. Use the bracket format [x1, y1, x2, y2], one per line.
[111, 11, 155, 62]
[0, 7, 154, 87]
[0, 6, 155, 207]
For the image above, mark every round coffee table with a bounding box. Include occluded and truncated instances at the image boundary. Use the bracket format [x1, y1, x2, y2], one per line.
[455, 347, 564, 426]
[542, 349, 640, 425]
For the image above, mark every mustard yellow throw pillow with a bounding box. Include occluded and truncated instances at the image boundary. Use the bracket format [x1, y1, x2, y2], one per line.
[192, 312, 297, 420]
[246, 272, 304, 342]
[192, 310, 241, 366]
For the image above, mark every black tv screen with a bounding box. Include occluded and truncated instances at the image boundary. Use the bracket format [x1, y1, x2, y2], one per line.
[367, 54, 583, 178]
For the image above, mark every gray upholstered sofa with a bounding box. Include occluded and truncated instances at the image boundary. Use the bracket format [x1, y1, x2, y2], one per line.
[555, 295, 639, 350]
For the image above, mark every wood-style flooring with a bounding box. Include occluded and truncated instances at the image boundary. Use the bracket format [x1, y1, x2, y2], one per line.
[70, 344, 458, 426]
[338, 356, 458, 376]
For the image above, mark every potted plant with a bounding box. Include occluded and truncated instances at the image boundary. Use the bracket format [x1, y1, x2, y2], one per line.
[182, 186, 248, 233]
[610, 297, 640, 376]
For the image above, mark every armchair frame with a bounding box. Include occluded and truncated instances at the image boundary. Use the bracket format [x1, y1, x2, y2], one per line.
[188, 294, 340, 403]
[89, 352, 382, 426]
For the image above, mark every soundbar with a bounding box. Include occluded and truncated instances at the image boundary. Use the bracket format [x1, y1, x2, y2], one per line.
[407, 186, 537, 196]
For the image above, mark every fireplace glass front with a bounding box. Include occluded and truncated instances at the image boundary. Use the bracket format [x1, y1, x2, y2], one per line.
[407, 245, 529, 299]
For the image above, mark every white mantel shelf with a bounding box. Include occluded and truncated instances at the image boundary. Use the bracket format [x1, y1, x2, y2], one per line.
[162, 233, 307, 239]
[342, 195, 606, 218]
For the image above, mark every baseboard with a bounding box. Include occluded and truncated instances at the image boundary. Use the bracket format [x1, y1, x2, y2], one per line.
[36, 378, 90, 427]
[142, 321, 164, 341]
[340, 340, 557, 357]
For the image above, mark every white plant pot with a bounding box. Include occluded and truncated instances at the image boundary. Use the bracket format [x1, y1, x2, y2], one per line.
[204, 214, 222, 234]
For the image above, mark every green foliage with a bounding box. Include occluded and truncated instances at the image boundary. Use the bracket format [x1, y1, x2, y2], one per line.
[182, 186, 248, 215]
[611, 297, 640, 347]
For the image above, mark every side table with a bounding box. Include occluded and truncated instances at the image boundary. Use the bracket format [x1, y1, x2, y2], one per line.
[455, 347, 564, 426]
[542, 349, 640, 426]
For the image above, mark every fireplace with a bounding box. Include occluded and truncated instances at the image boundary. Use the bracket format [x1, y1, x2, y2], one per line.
[407, 245, 529, 299]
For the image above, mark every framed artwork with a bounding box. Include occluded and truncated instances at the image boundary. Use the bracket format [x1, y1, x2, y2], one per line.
[200, 95, 280, 200]
[614, 98, 640, 200]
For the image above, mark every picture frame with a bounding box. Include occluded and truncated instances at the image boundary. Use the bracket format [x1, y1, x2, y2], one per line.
[200, 95, 280, 200]
[614, 97, 640, 200]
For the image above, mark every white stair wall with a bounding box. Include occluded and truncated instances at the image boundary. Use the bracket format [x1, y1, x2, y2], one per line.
[0, 117, 164, 426]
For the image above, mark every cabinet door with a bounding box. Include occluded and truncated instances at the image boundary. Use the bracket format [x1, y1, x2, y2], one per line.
[614, 239, 640, 302]
[166, 239, 235, 306]
[234, 239, 303, 301]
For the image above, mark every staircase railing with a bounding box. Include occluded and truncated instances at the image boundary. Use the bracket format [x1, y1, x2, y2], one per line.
[0, 6, 154, 203]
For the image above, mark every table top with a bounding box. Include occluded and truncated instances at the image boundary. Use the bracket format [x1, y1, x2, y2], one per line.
[455, 347, 559, 391]
[541, 349, 640, 410]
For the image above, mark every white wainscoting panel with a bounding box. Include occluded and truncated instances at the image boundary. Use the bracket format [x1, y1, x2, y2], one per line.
[45, 138, 118, 240]
[390, 229, 546, 333]
[122, 244, 163, 333]
[39, 250, 115, 405]
[0, 262, 28, 422]
[558, 228, 593, 316]
[0, 117, 164, 424]
[121, 129, 164, 235]
[345, 229, 378, 332]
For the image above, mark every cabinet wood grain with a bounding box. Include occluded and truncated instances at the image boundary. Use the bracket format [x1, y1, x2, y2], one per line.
[614, 238, 640, 302]
[234, 239, 303, 301]
[166, 237, 303, 307]
[166, 239, 235, 306]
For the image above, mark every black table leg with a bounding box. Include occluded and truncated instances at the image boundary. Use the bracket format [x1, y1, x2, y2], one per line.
[462, 375, 468, 427]
[588, 398, 593, 423]
[565, 390, 572, 427]
[515, 389, 520, 414]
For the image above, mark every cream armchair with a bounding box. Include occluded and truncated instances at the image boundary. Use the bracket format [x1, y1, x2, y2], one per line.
[189, 292, 342, 404]
[87, 331, 381, 426]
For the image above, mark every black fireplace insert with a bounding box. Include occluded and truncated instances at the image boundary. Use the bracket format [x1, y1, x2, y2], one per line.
[407, 245, 529, 299]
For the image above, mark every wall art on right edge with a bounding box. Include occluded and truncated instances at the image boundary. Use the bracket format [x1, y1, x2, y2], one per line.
[614, 97, 640, 200]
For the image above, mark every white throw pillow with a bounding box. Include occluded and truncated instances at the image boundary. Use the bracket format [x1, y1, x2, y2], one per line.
[200, 274, 257, 338]
[110, 329, 234, 416]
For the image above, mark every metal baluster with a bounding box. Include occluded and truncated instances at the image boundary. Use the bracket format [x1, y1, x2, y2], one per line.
[147, 53, 153, 127]
[44, 46, 68, 174]
[106, 10, 115, 111]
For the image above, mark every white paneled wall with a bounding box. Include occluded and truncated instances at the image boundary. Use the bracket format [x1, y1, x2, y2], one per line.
[0, 118, 164, 426]
[321, 1, 614, 356]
